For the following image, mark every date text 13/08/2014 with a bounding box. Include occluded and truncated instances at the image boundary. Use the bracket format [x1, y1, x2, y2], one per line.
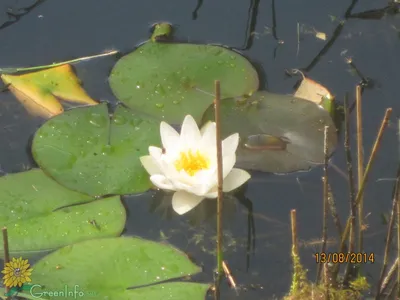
[315, 252, 375, 264]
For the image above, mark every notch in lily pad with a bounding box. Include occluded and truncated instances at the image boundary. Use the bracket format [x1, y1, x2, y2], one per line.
[109, 23, 259, 124]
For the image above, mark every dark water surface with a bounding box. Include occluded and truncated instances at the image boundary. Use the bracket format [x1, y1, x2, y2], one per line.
[0, 0, 399, 299]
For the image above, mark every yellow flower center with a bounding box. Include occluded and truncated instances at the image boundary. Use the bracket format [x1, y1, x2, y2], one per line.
[174, 149, 209, 176]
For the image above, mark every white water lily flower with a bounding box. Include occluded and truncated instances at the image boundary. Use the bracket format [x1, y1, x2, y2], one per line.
[140, 115, 251, 215]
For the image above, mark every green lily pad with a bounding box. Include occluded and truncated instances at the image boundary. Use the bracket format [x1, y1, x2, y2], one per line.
[30, 237, 210, 299]
[201, 91, 338, 173]
[0, 169, 125, 254]
[32, 103, 160, 196]
[109, 41, 259, 124]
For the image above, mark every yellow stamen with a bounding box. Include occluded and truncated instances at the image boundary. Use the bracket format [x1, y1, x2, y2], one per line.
[174, 149, 209, 176]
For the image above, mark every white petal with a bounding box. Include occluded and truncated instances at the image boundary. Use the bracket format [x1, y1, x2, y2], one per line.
[172, 191, 204, 215]
[158, 158, 180, 180]
[150, 175, 175, 191]
[140, 156, 160, 175]
[222, 133, 239, 157]
[204, 188, 218, 198]
[200, 122, 216, 154]
[223, 168, 251, 192]
[188, 168, 217, 196]
[160, 121, 180, 150]
[200, 121, 215, 136]
[180, 115, 201, 148]
[149, 146, 162, 160]
[223, 154, 236, 178]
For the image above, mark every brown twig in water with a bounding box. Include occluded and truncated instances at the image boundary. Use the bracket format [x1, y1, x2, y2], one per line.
[327, 184, 343, 237]
[290, 209, 307, 296]
[334, 108, 392, 278]
[356, 85, 365, 254]
[323, 263, 330, 300]
[214, 80, 224, 277]
[2, 227, 10, 299]
[343, 94, 357, 285]
[386, 282, 398, 300]
[316, 126, 330, 284]
[397, 118, 400, 299]
[291, 209, 298, 256]
[222, 261, 238, 294]
[380, 257, 398, 296]
[376, 165, 400, 299]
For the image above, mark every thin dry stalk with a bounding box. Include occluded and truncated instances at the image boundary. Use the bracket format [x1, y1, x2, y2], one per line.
[334, 108, 392, 277]
[386, 282, 397, 300]
[316, 126, 330, 284]
[327, 185, 343, 236]
[214, 80, 224, 276]
[323, 263, 330, 300]
[2, 227, 10, 299]
[343, 94, 357, 284]
[356, 85, 365, 254]
[376, 166, 400, 299]
[222, 261, 238, 294]
[397, 118, 400, 299]
[380, 257, 398, 296]
[291, 209, 298, 256]
[398, 201, 400, 299]
[0, 50, 119, 74]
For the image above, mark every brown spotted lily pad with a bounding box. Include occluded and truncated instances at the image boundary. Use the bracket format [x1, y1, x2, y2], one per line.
[201, 91, 338, 173]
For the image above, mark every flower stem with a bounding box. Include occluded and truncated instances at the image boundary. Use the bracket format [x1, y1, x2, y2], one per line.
[214, 80, 224, 276]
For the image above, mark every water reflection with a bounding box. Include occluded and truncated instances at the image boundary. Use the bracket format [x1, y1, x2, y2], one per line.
[148, 185, 257, 270]
[191, 0, 203, 20]
[0, 0, 47, 31]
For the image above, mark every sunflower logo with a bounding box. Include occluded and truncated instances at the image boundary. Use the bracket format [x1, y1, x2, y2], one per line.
[2, 257, 33, 288]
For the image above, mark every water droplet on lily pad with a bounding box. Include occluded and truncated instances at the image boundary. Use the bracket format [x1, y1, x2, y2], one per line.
[88, 113, 107, 128]
[112, 114, 126, 125]
[31, 104, 160, 196]
[109, 42, 259, 123]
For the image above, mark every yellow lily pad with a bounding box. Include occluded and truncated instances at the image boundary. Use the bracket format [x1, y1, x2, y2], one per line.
[1, 64, 98, 118]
